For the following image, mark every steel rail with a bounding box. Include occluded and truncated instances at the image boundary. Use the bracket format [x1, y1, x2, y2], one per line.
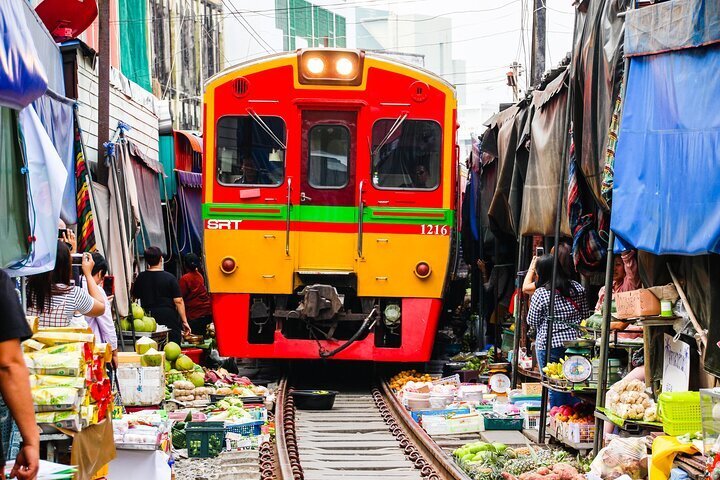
[274, 376, 295, 480]
[274, 375, 472, 480]
[379, 379, 472, 480]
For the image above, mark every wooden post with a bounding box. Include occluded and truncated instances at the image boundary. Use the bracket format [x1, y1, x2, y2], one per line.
[97, 0, 111, 185]
[531, 0, 547, 86]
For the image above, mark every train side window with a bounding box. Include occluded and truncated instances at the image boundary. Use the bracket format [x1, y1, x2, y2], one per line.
[308, 125, 350, 189]
[371, 119, 441, 190]
[216, 115, 286, 186]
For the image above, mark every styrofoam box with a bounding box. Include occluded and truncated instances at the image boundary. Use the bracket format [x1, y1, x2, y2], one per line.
[116, 366, 165, 406]
[422, 413, 485, 435]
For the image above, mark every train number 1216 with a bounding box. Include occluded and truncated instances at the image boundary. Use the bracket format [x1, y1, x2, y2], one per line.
[421, 224, 449, 235]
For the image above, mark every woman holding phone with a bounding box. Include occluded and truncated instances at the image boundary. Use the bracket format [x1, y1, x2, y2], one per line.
[522, 240, 576, 296]
[27, 241, 106, 327]
[83, 253, 118, 368]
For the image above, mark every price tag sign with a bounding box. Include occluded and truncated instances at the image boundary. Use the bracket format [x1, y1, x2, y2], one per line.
[662, 333, 690, 392]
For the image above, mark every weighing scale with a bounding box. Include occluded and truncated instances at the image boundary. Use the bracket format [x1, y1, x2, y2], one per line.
[562, 355, 593, 383]
[562, 339, 595, 384]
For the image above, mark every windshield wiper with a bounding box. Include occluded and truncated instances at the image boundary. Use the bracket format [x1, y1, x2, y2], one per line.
[246, 108, 287, 150]
[371, 113, 408, 157]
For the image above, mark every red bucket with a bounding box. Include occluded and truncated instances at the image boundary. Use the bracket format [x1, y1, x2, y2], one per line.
[181, 348, 204, 365]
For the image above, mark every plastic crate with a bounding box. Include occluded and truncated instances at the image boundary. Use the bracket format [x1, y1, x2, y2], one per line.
[483, 414, 524, 430]
[566, 422, 596, 444]
[659, 391, 702, 436]
[185, 422, 225, 458]
[225, 420, 263, 437]
[523, 413, 540, 430]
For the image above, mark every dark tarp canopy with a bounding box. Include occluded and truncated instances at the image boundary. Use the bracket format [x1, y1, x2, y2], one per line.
[0, 108, 30, 268]
[520, 70, 571, 237]
[569, 0, 628, 210]
[488, 102, 532, 239]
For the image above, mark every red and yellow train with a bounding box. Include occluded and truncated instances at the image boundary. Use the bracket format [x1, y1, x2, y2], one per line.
[202, 48, 459, 361]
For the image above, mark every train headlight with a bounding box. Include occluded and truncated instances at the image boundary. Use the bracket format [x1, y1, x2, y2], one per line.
[305, 56, 325, 75]
[220, 256, 237, 275]
[297, 49, 364, 86]
[384, 304, 401, 326]
[414, 261, 432, 279]
[335, 57, 354, 76]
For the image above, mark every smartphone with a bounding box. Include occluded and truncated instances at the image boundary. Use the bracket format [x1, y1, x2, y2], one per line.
[536, 246, 545, 257]
[58, 228, 67, 239]
[103, 275, 115, 296]
[71, 253, 83, 265]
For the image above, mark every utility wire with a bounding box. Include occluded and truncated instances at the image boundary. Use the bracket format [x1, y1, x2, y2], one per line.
[220, 0, 276, 53]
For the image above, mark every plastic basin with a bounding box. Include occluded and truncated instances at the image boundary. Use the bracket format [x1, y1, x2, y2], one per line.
[290, 390, 338, 410]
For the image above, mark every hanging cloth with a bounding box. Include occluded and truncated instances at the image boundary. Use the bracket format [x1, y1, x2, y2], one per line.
[0, 0, 48, 109]
[568, 143, 609, 276]
[8, 105, 67, 276]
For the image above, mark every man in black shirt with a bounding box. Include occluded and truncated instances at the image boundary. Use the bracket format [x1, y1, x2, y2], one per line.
[131, 246, 191, 344]
[0, 269, 39, 480]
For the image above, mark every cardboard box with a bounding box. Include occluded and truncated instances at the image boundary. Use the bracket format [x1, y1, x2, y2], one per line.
[522, 383, 542, 395]
[614, 289, 661, 319]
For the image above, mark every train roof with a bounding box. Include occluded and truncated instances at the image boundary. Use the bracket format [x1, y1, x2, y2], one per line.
[204, 48, 456, 94]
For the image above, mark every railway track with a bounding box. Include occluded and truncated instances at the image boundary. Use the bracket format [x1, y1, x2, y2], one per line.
[263, 376, 471, 480]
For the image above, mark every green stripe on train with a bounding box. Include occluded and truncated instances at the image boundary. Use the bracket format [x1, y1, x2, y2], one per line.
[202, 204, 455, 225]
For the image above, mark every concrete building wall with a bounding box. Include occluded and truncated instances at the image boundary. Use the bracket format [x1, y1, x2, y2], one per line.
[75, 49, 159, 165]
[223, 0, 357, 67]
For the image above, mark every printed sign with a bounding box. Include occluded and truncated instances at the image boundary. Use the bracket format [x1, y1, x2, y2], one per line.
[662, 333, 690, 392]
[205, 219, 243, 230]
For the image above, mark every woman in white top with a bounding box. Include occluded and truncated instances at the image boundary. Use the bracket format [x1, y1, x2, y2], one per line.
[83, 253, 118, 367]
[27, 241, 105, 327]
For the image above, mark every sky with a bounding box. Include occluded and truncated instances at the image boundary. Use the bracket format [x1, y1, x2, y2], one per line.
[227, 0, 577, 139]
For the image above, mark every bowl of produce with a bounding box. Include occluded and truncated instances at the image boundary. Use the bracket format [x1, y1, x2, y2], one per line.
[290, 390, 338, 410]
[563, 339, 594, 348]
[184, 334, 204, 345]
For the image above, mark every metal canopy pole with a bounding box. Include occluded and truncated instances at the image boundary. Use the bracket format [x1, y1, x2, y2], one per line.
[537, 144, 569, 442]
[594, 230, 615, 453]
[511, 236, 526, 388]
[536, 3, 579, 444]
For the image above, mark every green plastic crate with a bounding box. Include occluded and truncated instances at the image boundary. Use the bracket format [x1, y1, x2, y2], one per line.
[483, 414, 524, 430]
[186, 422, 225, 458]
[659, 391, 701, 436]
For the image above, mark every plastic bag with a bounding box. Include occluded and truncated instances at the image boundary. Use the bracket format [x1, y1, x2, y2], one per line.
[590, 437, 649, 479]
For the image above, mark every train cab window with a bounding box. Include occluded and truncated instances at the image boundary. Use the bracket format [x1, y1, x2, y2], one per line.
[308, 125, 350, 188]
[371, 119, 441, 190]
[216, 115, 286, 186]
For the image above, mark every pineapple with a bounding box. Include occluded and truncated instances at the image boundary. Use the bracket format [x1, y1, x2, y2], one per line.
[504, 458, 535, 476]
[473, 467, 502, 480]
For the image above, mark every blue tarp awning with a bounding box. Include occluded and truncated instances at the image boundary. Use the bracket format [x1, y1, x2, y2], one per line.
[611, 38, 720, 254]
[0, 0, 48, 109]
